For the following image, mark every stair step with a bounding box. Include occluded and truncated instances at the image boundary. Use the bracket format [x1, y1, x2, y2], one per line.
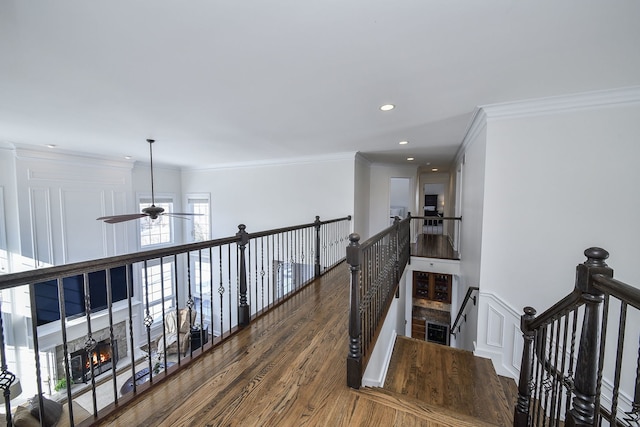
[384, 336, 513, 426]
[356, 386, 500, 426]
[499, 375, 519, 410]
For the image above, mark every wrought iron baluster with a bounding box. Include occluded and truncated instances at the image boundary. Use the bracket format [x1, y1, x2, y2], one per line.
[609, 300, 627, 424]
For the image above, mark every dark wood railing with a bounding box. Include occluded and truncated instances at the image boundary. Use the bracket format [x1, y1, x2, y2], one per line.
[0, 215, 350, 427]
[346, 217, 410, 389]
[450, 286, 479, 338]
[514, 247, 640, 427]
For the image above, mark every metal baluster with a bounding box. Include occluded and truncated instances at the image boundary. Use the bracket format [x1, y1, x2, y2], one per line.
[143, 261, 154, 383]
[106, 267, 119, 404]
[209, 247, 214, 344]
[197, 250, 205, 353]
[82, 272, 99, 415]
[623, 334, 640, 424]
[556, 313, 571, 424]
[56, 277, 75, 425]
[173, 255, 181, 365]
[127, 264, 137, 393]
[609, 300, 627, 424]
[218, 246, 224, 339]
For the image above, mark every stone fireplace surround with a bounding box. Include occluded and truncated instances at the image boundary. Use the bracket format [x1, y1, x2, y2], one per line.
[54, 321, 128, 381]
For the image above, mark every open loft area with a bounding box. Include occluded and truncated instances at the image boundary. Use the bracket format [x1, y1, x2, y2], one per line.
[1, 1, 640, 425]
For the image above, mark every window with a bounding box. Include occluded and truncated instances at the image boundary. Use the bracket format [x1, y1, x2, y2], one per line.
[139, 197, 174, 247]
[186, 194, 211, 242]
[141, 261, 174, 321]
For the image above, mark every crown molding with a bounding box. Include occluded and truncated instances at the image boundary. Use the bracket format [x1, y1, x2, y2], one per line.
[183, 151, 357, 172]
[481, 85, 640, 120]
[13, 143, 134, 170]
[454, 107, 487, 166]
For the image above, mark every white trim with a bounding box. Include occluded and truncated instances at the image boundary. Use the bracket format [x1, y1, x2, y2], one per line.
[481, 85, 640, 120]
[362, 330, 397, 388]
[182, 151, 357, 172]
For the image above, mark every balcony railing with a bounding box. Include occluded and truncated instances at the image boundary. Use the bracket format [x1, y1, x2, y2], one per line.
[0, 215, 350, 426]
[346, 217, 410, 388]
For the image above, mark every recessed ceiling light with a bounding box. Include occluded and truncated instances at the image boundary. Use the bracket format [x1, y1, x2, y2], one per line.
[46, 144, 57, 149]
[426, 162, 431, 166]
[432, 168, 438, 172]
[124, 156, 132, 160]
[399, 140, 409, 145]
[407, 157, 414, 161]
[380, 104, 395, 111]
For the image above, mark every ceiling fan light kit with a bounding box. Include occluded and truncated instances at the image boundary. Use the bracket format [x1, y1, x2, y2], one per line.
[97, 139, 201, 224]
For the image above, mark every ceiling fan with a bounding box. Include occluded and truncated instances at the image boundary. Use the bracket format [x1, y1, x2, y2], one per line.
[97, 139, 202, 224]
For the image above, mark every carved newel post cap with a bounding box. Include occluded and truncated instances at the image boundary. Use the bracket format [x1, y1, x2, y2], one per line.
[348, 233, 360, 244]
[523, 306, 537, 317]
[584, 247, 609, 267]
[238, 224, 246, 232]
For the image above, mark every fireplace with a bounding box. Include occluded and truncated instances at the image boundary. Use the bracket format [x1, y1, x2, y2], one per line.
[70, 338, 119, 383]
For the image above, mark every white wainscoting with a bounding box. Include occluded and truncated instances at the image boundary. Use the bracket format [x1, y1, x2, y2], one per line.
[473, 292, 523, 380]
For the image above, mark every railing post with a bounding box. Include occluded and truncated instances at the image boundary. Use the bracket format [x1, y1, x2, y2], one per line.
[314, 216, 321, 278]
[237, 224, 250, 327]
[567, 247, 613, 427]
[514, 306, 537, 427]
[346, 233, 362, 389]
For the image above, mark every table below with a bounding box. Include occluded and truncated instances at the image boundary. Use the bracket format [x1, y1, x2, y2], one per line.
[120, 361, 176, 395]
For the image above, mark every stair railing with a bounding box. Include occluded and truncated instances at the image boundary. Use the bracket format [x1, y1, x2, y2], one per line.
[450, 286, 479, 338]
[346, 216, 410, 389]
[514, 247, 640, 427]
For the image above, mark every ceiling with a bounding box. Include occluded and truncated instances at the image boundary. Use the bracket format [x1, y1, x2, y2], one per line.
[1, 1, 639, 171]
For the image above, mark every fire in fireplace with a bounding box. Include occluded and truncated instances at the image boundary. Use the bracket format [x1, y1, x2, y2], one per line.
[70, 339, 119, 383]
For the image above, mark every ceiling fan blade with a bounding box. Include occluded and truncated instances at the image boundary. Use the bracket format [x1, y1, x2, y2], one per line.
[97, 213, 148, 224]
[162, 213, 204, 220]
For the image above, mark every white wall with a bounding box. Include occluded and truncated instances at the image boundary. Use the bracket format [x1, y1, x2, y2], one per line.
[181, 155, 355, 238]
[368, 163, 418, 238]
[454, 115, 487, 352]
[353, 154, 371, 239]
[467, 88, 640, 381]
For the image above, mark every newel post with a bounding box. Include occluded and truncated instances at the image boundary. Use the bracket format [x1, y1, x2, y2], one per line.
[514, 306, 537, 427]
[567, 247, 613, 427]
[314, 216, 322, 278]
[237, 224, 250, 327]
[346, 233, 362, 389]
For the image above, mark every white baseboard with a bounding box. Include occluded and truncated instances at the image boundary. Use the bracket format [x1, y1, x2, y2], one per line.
[362, 330, 398, 387]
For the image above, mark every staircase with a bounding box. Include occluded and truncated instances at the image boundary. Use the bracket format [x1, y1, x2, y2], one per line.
[359, 336, 518, 426]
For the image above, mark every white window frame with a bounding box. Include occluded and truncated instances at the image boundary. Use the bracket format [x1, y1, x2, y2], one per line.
[184, 193, 211, 243]
[138, 193, 176, 249]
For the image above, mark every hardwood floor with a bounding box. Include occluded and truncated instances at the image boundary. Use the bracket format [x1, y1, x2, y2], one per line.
[92, 264, 507, 427]
[384, 336, 513, 426]
[411, 234, 459, 260]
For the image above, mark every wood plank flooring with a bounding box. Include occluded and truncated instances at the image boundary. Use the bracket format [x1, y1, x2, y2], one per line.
[91, 264, 510, 427]
[411, 234, 459, 260]
[384, 336, 513, 426]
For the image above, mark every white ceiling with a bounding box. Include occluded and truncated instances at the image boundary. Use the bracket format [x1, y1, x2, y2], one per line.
[1, 1, 639, 171]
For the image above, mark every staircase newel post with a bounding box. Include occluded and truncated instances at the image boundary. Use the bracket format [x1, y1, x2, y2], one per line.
[236, 224, 250, 327]
[314, 216, 322, 278]
[346, 233, 362, 389]
[514, 306, 537, 427]
[567, 247, 612, 427]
